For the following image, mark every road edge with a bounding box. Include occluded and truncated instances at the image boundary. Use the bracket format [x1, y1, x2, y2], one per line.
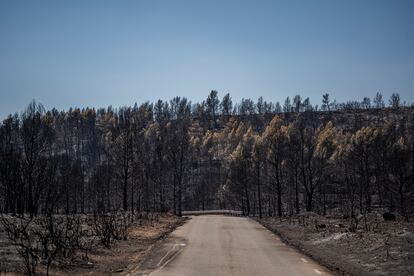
[124, 216, 190, 275]
[256, 218, 354, 276]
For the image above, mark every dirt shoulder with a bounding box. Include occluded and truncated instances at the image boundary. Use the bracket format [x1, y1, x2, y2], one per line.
[258, 213, 414, 276]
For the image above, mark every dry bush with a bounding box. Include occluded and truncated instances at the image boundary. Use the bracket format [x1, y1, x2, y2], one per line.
[135, 212, 160, 226]
[0, 211, 161, 274]
[91, 211, 134, 248]
[1, 215, 39, 275]
[0, 214, 89, 276]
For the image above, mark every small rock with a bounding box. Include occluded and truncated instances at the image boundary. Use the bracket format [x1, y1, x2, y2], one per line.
[383, 213, 396, 221]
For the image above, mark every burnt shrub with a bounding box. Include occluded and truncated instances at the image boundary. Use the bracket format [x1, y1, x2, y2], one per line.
[92, 211, 133, 248]
[1, 214, 88, 276]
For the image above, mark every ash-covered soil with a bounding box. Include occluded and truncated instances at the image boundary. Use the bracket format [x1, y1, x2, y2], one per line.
[0, 213, 186, 275]
[259, 212, 414, 276]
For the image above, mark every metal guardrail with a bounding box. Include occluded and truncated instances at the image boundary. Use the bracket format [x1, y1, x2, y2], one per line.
[182, 210, 243, 216]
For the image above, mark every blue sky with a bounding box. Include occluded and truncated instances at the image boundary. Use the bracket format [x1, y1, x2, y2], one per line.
[1, 0, 413, 118]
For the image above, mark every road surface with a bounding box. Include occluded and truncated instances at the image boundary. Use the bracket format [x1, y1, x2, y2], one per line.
[130, 215, 332, 276]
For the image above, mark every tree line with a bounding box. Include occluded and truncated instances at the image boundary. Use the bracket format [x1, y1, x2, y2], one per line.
[0, 91, 413, 219]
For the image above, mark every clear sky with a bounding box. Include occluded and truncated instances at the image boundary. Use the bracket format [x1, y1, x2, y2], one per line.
[1, 0, 413, 118]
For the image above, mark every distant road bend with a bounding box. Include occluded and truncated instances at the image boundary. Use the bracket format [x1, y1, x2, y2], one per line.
[130, 213, 332, 276]
[181, 209, 243, 216]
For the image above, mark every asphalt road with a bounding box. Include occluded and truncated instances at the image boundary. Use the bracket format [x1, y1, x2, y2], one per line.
[131, 215, 332, 276]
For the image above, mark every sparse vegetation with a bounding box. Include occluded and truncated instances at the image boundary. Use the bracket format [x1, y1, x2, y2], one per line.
[1, 92, 413, 274]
